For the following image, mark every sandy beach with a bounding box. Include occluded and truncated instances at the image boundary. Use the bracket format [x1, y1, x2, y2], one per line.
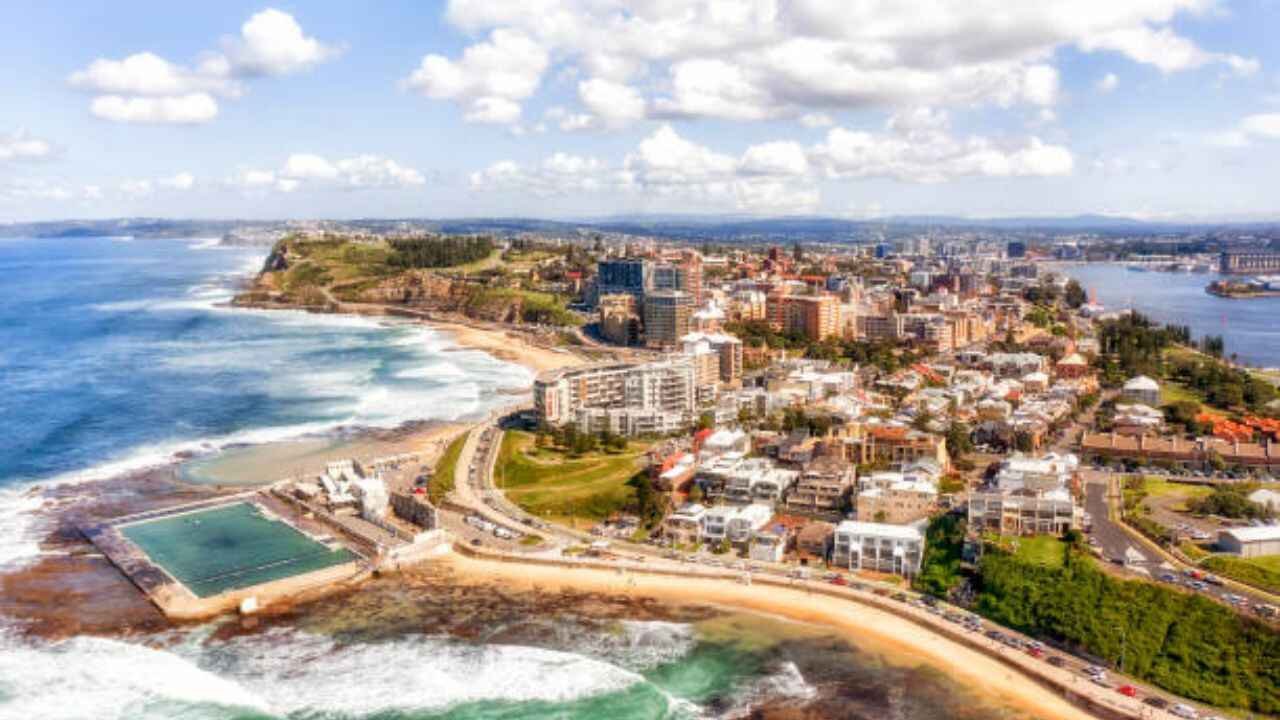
[442, 552, 1102, 720]
[431, 319, 587, 374]
[180, 421, 467, 487]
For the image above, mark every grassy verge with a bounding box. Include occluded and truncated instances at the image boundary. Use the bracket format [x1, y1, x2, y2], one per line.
[429, 433, 467, 505]
[1200, 555, 1280, 595]
[496, 430, 647, 524]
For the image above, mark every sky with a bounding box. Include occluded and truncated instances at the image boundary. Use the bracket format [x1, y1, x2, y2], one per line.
[3, 0, 1280, 222]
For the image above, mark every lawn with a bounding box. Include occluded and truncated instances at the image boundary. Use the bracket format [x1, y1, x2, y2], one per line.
[1015, 535, 1068, 568]
[984, 533, 1067, 569]
[429, 433, 467, 505]
[495, 430, 648, 524]
[1160, 380, 1205, 407]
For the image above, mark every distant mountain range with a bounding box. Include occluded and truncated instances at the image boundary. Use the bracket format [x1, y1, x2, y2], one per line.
[2, 213, 1278, 244]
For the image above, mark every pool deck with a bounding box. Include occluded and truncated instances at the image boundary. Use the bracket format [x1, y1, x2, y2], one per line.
[81, 493, 373, 620]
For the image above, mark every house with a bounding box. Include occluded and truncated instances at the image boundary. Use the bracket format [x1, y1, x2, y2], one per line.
[1055, 353, 1089, 379]
[831, 521, 924, 577]
[1122, 375, 1161, 406]
[1113, 403, 1164, 436]
[844, 425, 950, 469]
[1248, 488, 1280, 513]
[968, 489, 1081, 535]
[785, 455, 855, 514]
[968, 453, 1082, 535]
[1217, 526, 1280, 559]
[796, 521, 835, 561]
[1021, 371, 1049, 394]
[663, 503, 707, 546]
[856, 479, 937, 524]
[701, 428, 750, 457]
[749, 525, 789, 563]
[727, 504, 775, 544]
[701, 503, 774, 547]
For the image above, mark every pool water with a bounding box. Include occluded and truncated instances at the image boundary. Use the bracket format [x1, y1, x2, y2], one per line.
[120, 502, 356, 597]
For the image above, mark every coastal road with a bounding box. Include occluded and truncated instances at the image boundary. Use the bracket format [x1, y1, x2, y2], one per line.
[1083, 476, 1163, 571]
[1081, 470, 1280, 615]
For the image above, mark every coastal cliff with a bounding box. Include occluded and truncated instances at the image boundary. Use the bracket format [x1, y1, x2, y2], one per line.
[234, 234, 581, 327]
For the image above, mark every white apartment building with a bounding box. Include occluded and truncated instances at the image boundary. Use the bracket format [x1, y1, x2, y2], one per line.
[702, 503, 774, 546]
[831, 521, 924, 577]
[533, 358, 697, 435]
[663, 503, 707, 546]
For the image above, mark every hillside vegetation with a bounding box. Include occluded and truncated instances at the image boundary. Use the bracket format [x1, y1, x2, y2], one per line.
[242, 234, 581, 326]
[977, 550, 1280, 714]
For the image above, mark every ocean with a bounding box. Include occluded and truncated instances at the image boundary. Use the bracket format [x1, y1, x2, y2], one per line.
[1059, 263, 1280, 367]
[0, 237, 1036, 719]
[0, 236, 530, 568]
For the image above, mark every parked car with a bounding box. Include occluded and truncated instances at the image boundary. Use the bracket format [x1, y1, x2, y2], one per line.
[1116, 685, 1138, 698]
[1170, 703, 1199, 719]
[1143, 696, 1169, 709]
[1046, 656, 1065, 667]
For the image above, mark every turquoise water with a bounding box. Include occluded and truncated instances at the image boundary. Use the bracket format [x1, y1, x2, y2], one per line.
[1061, 263, 1280, 367]
[120, 502, 356, 598]
[0, 611, 1038, 719]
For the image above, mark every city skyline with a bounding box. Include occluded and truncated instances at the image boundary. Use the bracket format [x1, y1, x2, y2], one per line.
[3, 1, 1280, 221]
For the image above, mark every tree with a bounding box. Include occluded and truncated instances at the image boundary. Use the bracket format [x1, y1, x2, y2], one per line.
[1064, 279, 1087, 309]
[945, 422, 974, 460]
[1012, 430, 1035, 453]
[688, 484, 704, 504]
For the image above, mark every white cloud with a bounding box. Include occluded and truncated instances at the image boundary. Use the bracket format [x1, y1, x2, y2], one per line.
[118, 172, 196, 197]
[575, 78, 646, 129]
[334, 155, 426, 188]
[69, 10, 335, 125]
[222, 8, 339, 76]
[469, 153, 607, 195]
[1097, 72, 1120, 93]
[402, 29, 548, 124]
[1210, 112, 1280, 147]
[1079, 25, 1256, 75]
[90, 94, 219, 124]
[119, 179, 154, 198]
[425, 1, 1255, 127]
[0, 130, 53, 162]
[0, 179, 75, 202]
[799, 113, 834, 128]
[160, 172, 196, 190]
[1240, 113, 1280, 139]
[68, 52, 239, 98]
[471, 125, 819, 213]
[282, 153, 340, 181]
[739, 141, 809, 176]
[469, 118, 1071, 212]
[812, 116, 1073, 183]
[235, 153, 425, 192]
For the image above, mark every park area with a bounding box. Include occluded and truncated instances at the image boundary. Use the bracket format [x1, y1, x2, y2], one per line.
[495, 430, 649, 526]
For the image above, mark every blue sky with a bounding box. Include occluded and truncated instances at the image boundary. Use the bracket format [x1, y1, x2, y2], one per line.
[2, 0, 1279, 221]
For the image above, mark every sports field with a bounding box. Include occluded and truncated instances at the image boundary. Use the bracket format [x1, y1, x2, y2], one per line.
[120, 502, 356, 598]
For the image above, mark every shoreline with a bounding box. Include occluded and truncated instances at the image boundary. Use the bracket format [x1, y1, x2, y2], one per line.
[230, 296, 590, 375]
[441, 551, 1105, 720]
